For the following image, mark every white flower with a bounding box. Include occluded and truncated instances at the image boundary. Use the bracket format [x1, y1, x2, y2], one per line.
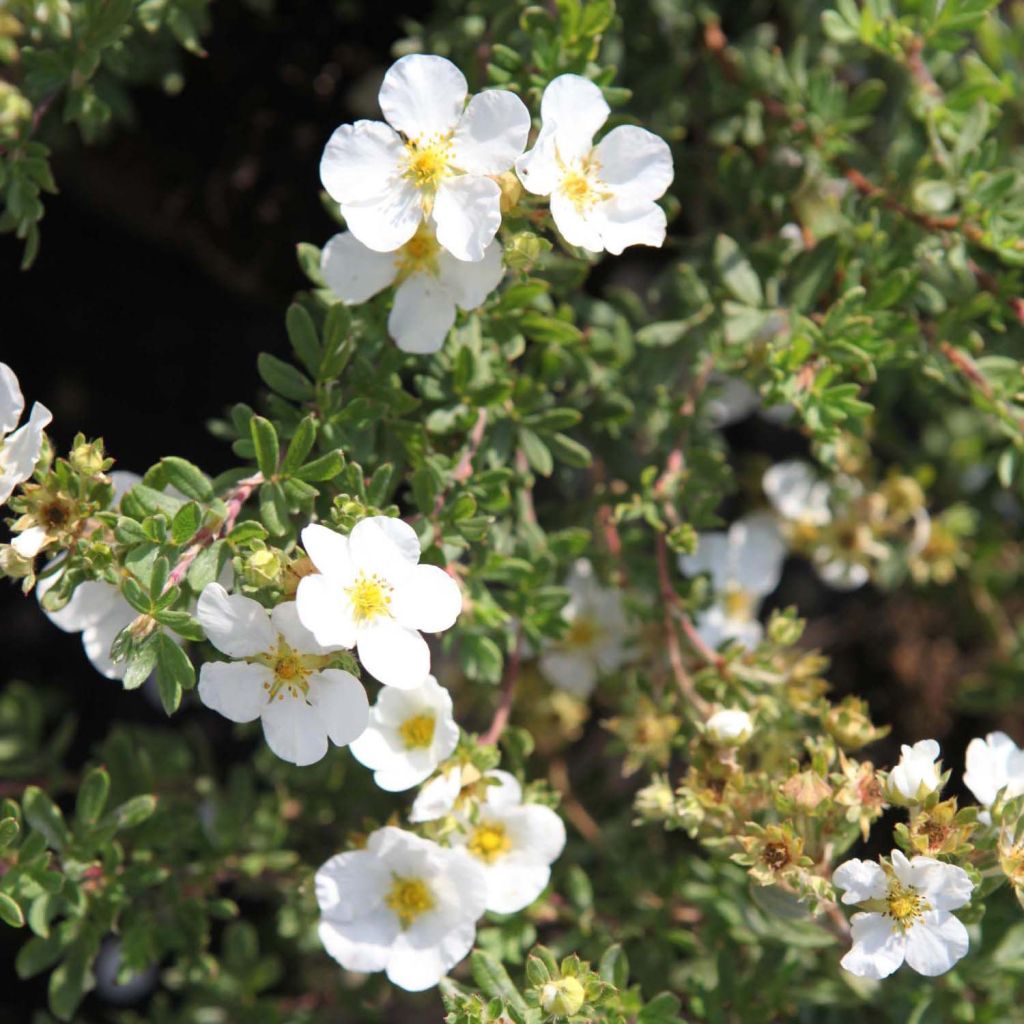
[538, 558, 630, 698]
[964, 731, 1024, 821]
[888, 739, 943, 803]
[515, 75, 673, 254]
[319, 54, 530, 263]
[678, 512, 785, 650]
[296, 517, 462, 689]
[321, 224, 504, 353]
[834, 849, 974, 979]
[410, 765, 467, 823]
[706, 708, 754, 746]
[196, 583, 368, 766]
[349, 674, 458, 791]
[763, 460, 832, 527]
[0, 362, 52, 506]
[448, 769, 566, 914]
[316, 825, 487, 992]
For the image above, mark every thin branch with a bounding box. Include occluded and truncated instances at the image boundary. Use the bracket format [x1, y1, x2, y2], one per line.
[479, 631, 523, 746]
[549, 757, 601, 842]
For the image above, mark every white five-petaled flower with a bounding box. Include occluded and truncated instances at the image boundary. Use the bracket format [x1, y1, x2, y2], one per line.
[763, 460, 832, 528]
[964, 731, 1024, 823]
[0, 362, 52, 507]
[321, 224, 504, 354]
[834, 849, 974, 979]
[316, 825, 487, 992]
[447, 769, 567, 914]
[888, 739, 943, 804]
[349, 674, 458, 791]
[678, 512, 786, 651]
[296, 517, 462, 689]
[196, 583, 369, 766]
[319, 54, 530, 263]
[706, 708, 754, 747]
[515, 74, 673, 254]
[538, 558, 631, 698]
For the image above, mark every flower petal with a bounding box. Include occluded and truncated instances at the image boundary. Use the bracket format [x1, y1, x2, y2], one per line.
[510, 804, 567, 864]
[357, 618, 430, 688]
[0, 362, 25, 436]
[39, 576, 122, 633]
[379, 54, 467, 139]
[318, 909, 398, 975]
[340, 183, 423, 254]
[196, 582, 275, 658]
[539, 74, 609, 158]
[410, 768, 463, 822]
[437, 241, 505, 311]
[549, 190, 604, 252]
[301, 523, 353, 579]
[271, 600, 342, 655]
[391, 564, 462, 633]
[482, 860, 550, 914]
[295, 573, 356, 649]
[320, 119, 405, 205]
[261, 696, 329, 766]
[679, 531, 732, 592]
[452, 90, 530, 174]
[308, 669, 369, 747]
[388, 274, 457, 354]
[595, 198, 667, 255]
[0, 402, 52, 504]
[899, 855, 973, 911]
[538, 649, 597, 697]
[198, 661, 271, 723]
[730, 512, 786, 597]
[515, 131, 562, 196]
[349, 516, 421, 582]
[315, 848, 390, 919]
[594, 125, 673, 202]
[904, 911, 969, 976]
[12, 525, 49, 558]
[840, 912, 905, 979]
[433, 175, 502, 263]
[82, 603, 139, 680]
[833, 858, 888, 905]
[321, 231, 398, 304]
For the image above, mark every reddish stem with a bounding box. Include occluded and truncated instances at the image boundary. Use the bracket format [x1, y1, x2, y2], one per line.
[479, 631, 523, 746]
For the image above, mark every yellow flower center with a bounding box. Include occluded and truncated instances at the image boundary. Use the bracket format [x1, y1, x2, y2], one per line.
[346, 572, 392, 623]
[395, 224, 441, 280]
[404, 136, 452, 192]
[886, 882, 926, 929]
[399, 713, 436, 750]
[723, 586, 754, 622]
[559, 156, 610, 213]
[385, 876, 434, 928]
[565, 616, 597, 649]
[467, 820, 512, 863]
[255, 639, 315, 701]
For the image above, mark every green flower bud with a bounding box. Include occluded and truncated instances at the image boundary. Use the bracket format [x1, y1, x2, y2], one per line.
[540, 976, 585, 1017]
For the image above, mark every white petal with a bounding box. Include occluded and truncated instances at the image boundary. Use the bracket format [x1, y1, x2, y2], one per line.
[385, 941, 450, 992]
[320, 119, 405, 205]
[904, 912, 969, 976]
[515, 130, 562, 196]
[763, 460, 832, 525]
[511, 804, 566, 864]
[271, 600, 342, 655]
[833, 858, 888, 905]
[261, 697, 329, 766]
[483, 860, 551, 914]
[482, 769, 523, 808]
[437, 241, 505, 310]
[539, 75, 609, 158]
[373, 760, 436, 792]
[410, 767, 463, 822]
[899, 856, 974, 911]
[109, 471, 142, 508]
[679, 531, 732, 592]
[315, 848, 390, 918]
[12, 525, 49, 558]
[308, 669, 370, 747]
[388, 274, 457, 354]
[357, 618, 430, 688]
[349, 516, 421, 582]
[391, 563, 462, 633]
[433, 175, 502, 263]
[0, 402, 52, 504]
[816, 555, 869, 591]
[451, 90, 530, 174]
[82, 603, 138, 680]
[340, 183, 422, 254]
[318, 910, 398, 974]
[595, 198, 667, 255]
[40, 576, 121, 633]
[549, 190, 604, 252]
[349, 723, 404, 772]
[0, 362, 25, 436]
[301, 523, 354, 579]
[196, 582, 275, 658]
[198, 661, 271, 723]
[538, 649, 597, 697]
[321, 231, 398, 304]
[840, 913, 905, 979]
[379, 54, 467, 139]
[295, 573, 356, 649]
[730, 513, 786, 597]
[594, 125, 673, 202]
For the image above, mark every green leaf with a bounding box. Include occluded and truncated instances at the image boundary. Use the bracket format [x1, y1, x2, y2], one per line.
[103, 794, 157, 831]
[155, 633, 194, 714]
[638, 991, 683, 1024]
[160, 457, 214, 502]
[259, 480, 290, 536]
[0, 817, 19, 850]
[470, 950, 528, 1013]
[257, 352, 315, 402]
[520, 313, 583, 345]
[599, 943, 629, 988]
[295, 450, 344, 483]
[49, 945, 93, 1022]
[281, 416, 317, 475]
[286, 303, 321, 376]
[171, 501, 202, 545]
[715, 234, 763, 306]
[75, 766, 110, 829]
[250, 415, 281, 478]
[519, 428, 553, 477]
[22, 787, 70, 851]
[787, 236, 839, 312]
[123, 638, 158, 690]
[548, 432, 592, 469]
[0, 892, 24, 928]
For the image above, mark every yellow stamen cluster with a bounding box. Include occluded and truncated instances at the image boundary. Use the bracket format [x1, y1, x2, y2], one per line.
[559, 158, 610, 213]
[403, 135, 452, 192]
[467, 820, 512, 863]
[256, 640, 314, 702]
[395, 225, 441, 280]
[346, 572, 392, 623]
[399, 713, 436, 750]
[564, 616, 597, 649]
[723, 586, 754, 622]
[385, 876, 434, 928]
[885, 881, 927, 929]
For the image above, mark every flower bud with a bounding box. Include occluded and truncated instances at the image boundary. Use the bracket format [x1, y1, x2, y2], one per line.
[504, 230, 553, 270]
[706, 709, 753, 747]
[887, 739, 942, 805]
[246, 548, 283, 588]
[496, 170, 522, 214]
[540, 977, 585, 1017]
[825, 695, 889, 751]
[69, 440, 107, 476]
[633, 776, 676, 823]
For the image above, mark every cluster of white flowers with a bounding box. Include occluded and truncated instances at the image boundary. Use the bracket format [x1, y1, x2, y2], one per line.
[678, 512, 785, 651]
[0, 363, 52, 508]
[319, 56, 673, 353]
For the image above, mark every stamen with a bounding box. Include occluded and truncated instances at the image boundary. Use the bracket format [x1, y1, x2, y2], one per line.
[385, 876, 435, 928]
[467, 821, 512, 863]
[399, 713, 435, 750]
[346, 572, 392, 623]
